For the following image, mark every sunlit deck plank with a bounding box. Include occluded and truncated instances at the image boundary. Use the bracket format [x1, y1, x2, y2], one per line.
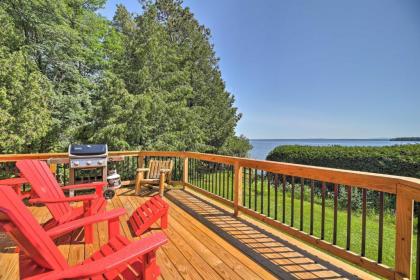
[120, 193, 206, 280]
[0, 254, 18, 280]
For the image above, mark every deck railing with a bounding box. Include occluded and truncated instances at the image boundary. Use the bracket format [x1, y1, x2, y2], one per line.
[1, 150, 420, 279]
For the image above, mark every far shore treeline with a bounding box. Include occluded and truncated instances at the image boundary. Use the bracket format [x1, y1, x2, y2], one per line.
[390, 137, 420, 141]
[267, 144, 420, 178]
[0, 0, 251, 156]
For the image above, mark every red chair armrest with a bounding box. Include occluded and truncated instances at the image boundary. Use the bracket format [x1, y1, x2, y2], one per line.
[46, 208, 126, 239]
[29, 194, 98, 204]
[61, 181, 106, 196]
[0, 177, 28, 185]
[61, 181, 107, 190]
[34, 233, 168, 280]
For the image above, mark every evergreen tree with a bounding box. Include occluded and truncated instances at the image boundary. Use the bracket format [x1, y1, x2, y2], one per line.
[0, 0, 111, 151]
[0, 5, 53, 153]
[0, 0, 251, 156]
[93, 0, 250, 154]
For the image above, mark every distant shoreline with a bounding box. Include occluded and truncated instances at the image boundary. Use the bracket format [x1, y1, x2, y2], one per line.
[390, 137, 420, 141]
[250, 138, 390, 141]
[249, 138, 420, 160]
[250, 138, 419, 141]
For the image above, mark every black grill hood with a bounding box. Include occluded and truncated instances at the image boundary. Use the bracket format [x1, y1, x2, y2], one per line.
[69, 144, 108, 156]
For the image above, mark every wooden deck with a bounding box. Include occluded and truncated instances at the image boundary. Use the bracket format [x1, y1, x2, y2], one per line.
[0, 187, 377, 280]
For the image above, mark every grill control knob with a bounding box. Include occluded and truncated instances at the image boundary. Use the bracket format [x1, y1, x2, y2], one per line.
[97, 160, 103, 165]
[73, 161, 79, 167]
[86, 161, 92, 166]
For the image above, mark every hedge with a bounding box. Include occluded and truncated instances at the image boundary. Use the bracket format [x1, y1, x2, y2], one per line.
[266, 144, 420, 178]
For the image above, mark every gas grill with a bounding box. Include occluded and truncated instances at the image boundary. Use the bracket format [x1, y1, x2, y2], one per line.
[48, 144, 124, 198]
[67, 144, 108, 196]
[68, 144, 108, 169]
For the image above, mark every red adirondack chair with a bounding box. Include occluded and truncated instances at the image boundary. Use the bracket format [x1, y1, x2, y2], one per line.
[0, 186, 167, 280]
[128, 195, 169, 236]
[16, 159, 108, 243]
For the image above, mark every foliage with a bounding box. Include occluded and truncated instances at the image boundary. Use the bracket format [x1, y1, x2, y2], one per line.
[219, 135, 253, 157]
[267, 144, 420, 178]
[0, 0, 250, 156]
[0, 50, 53, 153]
[266, 144, 420, 215]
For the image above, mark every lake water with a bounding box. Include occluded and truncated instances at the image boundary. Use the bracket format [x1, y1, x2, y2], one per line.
[249, 139, 420, 160]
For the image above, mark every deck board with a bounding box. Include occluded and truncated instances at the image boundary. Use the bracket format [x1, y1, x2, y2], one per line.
[0, 187, 377, 279]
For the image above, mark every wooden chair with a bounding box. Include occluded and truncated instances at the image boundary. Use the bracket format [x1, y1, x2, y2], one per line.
[16, 159, 108, 243]
[0, 186, 167, 280]
[135, 159, 173, 196]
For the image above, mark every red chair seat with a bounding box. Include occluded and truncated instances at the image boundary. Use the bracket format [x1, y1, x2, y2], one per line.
[82, 234, 159, 280]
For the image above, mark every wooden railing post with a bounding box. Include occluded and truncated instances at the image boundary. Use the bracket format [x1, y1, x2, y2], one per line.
[182, 157, 189, 184]
[233, 162, 243, 217]
[137, 155, 145, 169]
[48, 162, 57, 176]
[395, 184, 414, 279]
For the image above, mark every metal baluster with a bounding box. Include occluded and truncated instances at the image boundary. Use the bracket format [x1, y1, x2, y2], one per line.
[267, 172, 271, 217]
[230, 165, 234, 201]
[243, 167, 246, 205]
[291, 176, 295, 227]
[248, 168, 252, 208]
[254, 169, 258, 211]
[416, 202, 420, 280]
[361, 188, 367, 256]
[333, 184, 338, 245]
[282, 175, 286, 223]
[300, 178, 304, 231]
[261, 170, 264, 214]
[346, 186, 352, 250]
[274, 174, 279, 220]
[378, 192, 384, 263]
[310, 180, 314, 235]
[321, 182, 326, 240]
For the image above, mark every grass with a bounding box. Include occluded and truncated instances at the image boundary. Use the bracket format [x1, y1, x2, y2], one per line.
[189, 168, 418, 278]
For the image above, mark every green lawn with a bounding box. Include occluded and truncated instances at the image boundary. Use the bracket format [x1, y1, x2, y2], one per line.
[189, 169, 418, 278]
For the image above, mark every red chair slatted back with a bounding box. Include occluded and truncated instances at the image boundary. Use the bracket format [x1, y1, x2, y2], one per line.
[0, 186, 68, 271]
[16, 160, 71, 219]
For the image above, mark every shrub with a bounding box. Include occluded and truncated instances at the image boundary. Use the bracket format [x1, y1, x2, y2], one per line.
[266, 144, 420, 178]
[267, 144, 420, 213]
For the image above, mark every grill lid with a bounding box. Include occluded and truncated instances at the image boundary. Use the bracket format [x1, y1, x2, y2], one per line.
[69, 144, 107, 156]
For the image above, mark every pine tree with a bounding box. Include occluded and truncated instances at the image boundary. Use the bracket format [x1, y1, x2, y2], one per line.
[100, 0, 250, 154]
[0, 0, 251, 156]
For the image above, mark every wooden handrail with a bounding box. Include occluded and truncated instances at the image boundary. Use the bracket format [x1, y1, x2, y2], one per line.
[1, 150, 420, 279]
[0, 151, 140, 162]
[138, 151, 420, 193]
[2, 150, 419, 192]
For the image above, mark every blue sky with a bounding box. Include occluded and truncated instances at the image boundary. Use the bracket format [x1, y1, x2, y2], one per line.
[99, 0, 420, 139]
